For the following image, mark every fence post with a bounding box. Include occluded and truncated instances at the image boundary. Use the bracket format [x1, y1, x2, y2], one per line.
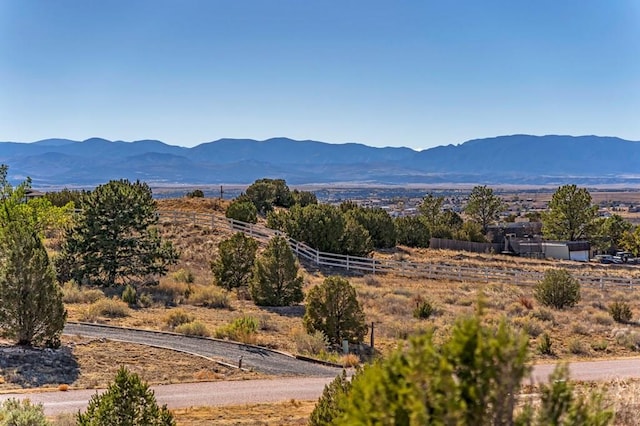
[346, 255, 350, 271]
[600, 278, 604, 291]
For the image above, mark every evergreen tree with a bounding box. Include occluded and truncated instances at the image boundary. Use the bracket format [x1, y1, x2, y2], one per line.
[309, 370, 352, 426]
[57, 179, 178, 287]
[465, 185, 504, 233]
[395, 216, 431, 248]
[303, 276, 367, 346]
[250, 236, 303, 306]
[212, 232, 258, 290]
[542, 184, 598, 241]
[324, 314, 612, 425]
[77, 367, 175, 426]
[225, 199, 258, 223]
[0, 165, 66, 348]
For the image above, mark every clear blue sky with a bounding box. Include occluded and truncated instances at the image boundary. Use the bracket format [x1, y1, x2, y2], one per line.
[1, 1, 638, 150]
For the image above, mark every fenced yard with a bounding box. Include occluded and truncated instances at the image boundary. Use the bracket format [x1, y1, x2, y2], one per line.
[158, 210, 640, 290]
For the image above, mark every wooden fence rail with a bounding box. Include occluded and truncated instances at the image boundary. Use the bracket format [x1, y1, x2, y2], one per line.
[158, 210, 639, 290]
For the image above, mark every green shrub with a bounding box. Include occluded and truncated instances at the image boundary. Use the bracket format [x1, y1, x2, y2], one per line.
[513, 317, 544, 338]
[531, 307, 555, 323]
[591, 340, 608, 352]
[534, 268, 580, 309]
[413, 299, 435, 319]
[172, 268, 195, 284]
[567, 338, 588, 355]
[77, 367, 175, 425]
[188, 286, 231, 309]
[174, 320, 210, 337]
[0, 398, 49, 426]
[309, 370, 352, 426]
[538, 332, 554, 355]
[121, 284, 137, 306]
[164, 309, 195, 329]
[61, 281, 104, 304]
[215, 316, 259, 344]
[185, 189, 204, 198]
[609, 301, 633, 324]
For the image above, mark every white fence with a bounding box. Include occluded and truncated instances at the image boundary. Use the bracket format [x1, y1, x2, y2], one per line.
[158, 210, 640, 290]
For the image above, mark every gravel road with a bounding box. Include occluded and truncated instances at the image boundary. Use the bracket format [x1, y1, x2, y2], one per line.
[63, 322, 342, 377]
[2, 358, 640, 416]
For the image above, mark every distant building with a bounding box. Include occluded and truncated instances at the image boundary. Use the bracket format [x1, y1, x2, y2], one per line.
[542, 241, 591, 262]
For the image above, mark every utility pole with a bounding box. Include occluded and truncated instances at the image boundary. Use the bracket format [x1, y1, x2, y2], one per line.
[220, 185, 224, 200]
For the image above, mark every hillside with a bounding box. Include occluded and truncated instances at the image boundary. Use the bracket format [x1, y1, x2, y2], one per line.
[1, 135, 640, 187]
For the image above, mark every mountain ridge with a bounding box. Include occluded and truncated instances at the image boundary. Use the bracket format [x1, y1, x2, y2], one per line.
[1, 135, 639, 187]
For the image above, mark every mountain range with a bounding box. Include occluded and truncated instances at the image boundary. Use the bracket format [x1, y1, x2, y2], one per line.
[1, 135, 639, 187]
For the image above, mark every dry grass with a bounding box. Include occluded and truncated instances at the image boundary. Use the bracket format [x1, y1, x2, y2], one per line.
[171, 400, 315, 425]
[41, 196, 640, 423]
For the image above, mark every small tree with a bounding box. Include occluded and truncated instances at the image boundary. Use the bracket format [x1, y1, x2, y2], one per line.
[225, 199, 258, 224]
[534, 268, 581, 309]
[57, 179, 178, 287]
[464, 185, 504, 233]
[0, 167, 66, 348]
[211, 233, 258, 291]
[185, 189, 204, 198]
[395, 216, 430, 248]
[77, 366, 175, 426]
[250, 236, 303, 306]
[542, 184, 598, 241]
[304, 276, 367, 346]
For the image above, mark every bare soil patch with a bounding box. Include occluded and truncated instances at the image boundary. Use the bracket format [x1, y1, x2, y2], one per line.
[0, 336, 257, 393]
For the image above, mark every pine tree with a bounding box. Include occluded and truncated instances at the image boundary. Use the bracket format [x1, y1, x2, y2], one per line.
[77, 367, 175, 426]
[212, 232, 258, 290]
[0, 165, 66, 348]
[250, 236, 303, 306]
[303, 276, 367, 346]
[57, 179, 178, 287]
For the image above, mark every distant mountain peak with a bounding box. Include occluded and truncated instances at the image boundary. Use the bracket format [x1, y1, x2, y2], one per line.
[1, 135, 639, 187]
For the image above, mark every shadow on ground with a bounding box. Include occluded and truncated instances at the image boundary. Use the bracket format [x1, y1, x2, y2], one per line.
[0, 345, 79, 388]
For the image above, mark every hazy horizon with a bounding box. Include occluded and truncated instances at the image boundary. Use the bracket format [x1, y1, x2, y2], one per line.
[1, 2, 638, 150]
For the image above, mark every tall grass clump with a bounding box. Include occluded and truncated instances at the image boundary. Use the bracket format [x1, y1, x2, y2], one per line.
[174, 320, 210, 337]
[215, 316, 259, 344]
[292, 329, 329, 355]
[61, 281, 104, 304]
[79, 298, 130, 322]
[164, 309, 195, 329]
[188, 286, 231, 309]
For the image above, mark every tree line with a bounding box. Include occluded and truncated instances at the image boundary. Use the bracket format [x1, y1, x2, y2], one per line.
[227, 179, 640, 256]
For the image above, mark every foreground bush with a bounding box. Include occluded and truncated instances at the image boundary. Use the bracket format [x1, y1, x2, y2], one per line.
[0, 398, 49, 426]
[77, 367, 175, 425]
[163, 309, 194, 329]
[534, 268, 581, 309]
[310, 315, 613, 425]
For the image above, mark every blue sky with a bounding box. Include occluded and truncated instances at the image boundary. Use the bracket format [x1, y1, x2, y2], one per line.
[1, 1, 638, 150]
